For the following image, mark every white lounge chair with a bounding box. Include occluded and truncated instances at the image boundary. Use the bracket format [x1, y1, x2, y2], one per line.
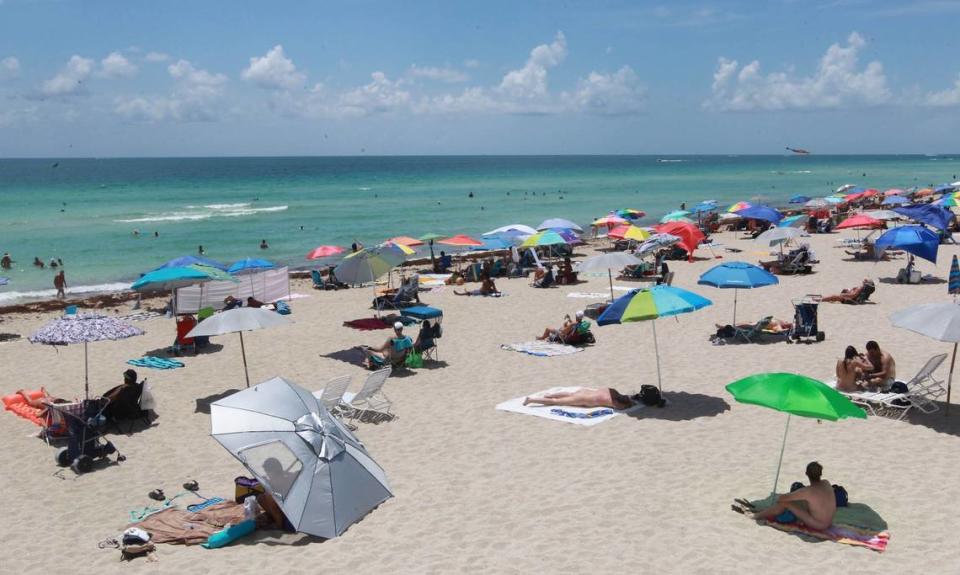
[312, 374, 353, 416]
[827, 353, 947, 420]
[340, 368, 393, 423]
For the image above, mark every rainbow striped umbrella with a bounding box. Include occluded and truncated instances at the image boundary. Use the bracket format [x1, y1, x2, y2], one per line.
[520, 230, 569, 248]
[727, 201, 752, 213]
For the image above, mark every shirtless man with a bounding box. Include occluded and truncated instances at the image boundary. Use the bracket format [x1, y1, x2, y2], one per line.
[835, 345, 874, 392]
[523, 387, 637, 410]
[752, 462, 837, 531]
[538, 310, 585, 341]
[864, 340, 896, 390]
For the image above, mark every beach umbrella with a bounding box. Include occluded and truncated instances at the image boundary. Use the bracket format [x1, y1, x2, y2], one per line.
[777, 214, 808, 228]
[437, 234, 483, 247]
[547, 228, 582, 244]
[608, 224, 652, 242]
[915, 188, 934, 197]
[804, 198, 829, 208]
[753, 227, 803, 252]
[950, 255, 960, 296]
[636, 233, 681, 257]
[698, 262, 778, 324]
[660, 210, 692, 223]
[823, 196, 846, 205]
[874, 225, 939, 263]
[726, 373, 866, 495]
[934, 195, 959, 208]
[592, 215, 629, 228]
[689, 202, 717, 215]
[334, 248, 405, 286]
[210, 376, 392, 538]
[578, 252, 644, 301]
[472, 237, 512, 250]
[890, 303, 960, 414]
[735, 205, 783, 224]
[187, 307, 291, 388]
[380, 241, 416, 256]
[598, 285, 712, 392]
[387, 236, 424, 247]
[30, 314, 144, 398]
[884, 188, 906, 196]
[419, 233, 445, 269]
[483, 224, 538, 237]
[728, 201, 752, 213]
[789, 195, 811, 204]
[836, 214, 883, 230]
[306, 245, 346, 260]
[152, 255, 228, 272]
[520, 230, 569, 248]
[655, 221, 704, 262]
[131, 264, 236, 292]
[836, 184, 856, 194]
[894, 204, 953, 231]
[862, 210, 904, 222]
[537, 218, 583, 233]
[935, 184, 956, 194]
[882, 195, 909, 206]
[228, 258, 275, 275]
[615, 208, 645, 219]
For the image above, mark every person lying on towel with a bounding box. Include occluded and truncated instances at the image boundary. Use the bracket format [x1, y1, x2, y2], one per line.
[454, 274, 501, 297]
[750, 462, 836, 530]
[523, 387, 638, 409]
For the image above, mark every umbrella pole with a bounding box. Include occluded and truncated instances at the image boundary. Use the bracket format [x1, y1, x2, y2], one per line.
[239, 331, 250, 388]
[772, 414, 791, 496]
[947, 342, 957, 416]
[733, 289, 738, 326]
[84, 340, 89, 399]
[652, 320, 662, 392]
[608, 269, 614, 302]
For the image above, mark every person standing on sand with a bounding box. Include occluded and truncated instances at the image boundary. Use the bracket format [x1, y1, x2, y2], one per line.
[54, 270, 66, 300]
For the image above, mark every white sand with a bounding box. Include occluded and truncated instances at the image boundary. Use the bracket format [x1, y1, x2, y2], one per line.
[2, 230, 959, 573]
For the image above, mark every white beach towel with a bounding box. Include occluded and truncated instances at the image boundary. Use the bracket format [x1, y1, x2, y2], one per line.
[566, 292, 610, 299]
[500, 341, 583, 357]
[495, 386, 643, 426]
[419, 274, 452, 288]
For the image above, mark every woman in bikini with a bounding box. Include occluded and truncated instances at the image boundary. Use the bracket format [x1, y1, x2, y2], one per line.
[523, 387, 637, 409]
[835, 345, 873, 392]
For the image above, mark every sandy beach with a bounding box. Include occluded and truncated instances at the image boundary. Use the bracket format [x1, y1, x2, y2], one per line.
[2, 229, 959, 573]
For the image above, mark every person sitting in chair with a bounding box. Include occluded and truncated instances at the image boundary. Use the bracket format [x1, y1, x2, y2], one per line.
[532, 266, 555, 288]
[360, 322, 413, 369]
[223, 295, 243, 310]
[822, 278, 875, 303]
[523, 387, 638, 409]
[414, 320, 436, 353]
[537, 310, 588, 342]
[557, 256, 577, 285]
[102, 369, 146, 422]
[436, 251, 452, 273]
[835, 346, 874, 392]
[863, 340, 896, 390]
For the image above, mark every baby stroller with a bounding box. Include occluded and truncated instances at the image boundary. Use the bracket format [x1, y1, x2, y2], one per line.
[789, 295, 825, 343]
[50, 398, 123, 473]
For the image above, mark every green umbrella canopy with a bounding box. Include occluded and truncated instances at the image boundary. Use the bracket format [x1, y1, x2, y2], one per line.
[726, 372, 866, 421]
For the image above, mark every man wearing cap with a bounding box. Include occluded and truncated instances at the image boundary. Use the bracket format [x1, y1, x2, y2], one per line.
[360, 322, 414, 369]
[536, 310, 590, 342]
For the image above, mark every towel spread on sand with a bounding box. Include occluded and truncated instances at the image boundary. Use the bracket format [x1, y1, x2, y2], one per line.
[566, 292, 610, 299]
[130, 501, 266, 545]
[749, 500, 890, 552]
[496, 386, 643, 426]
[120, 311, 163, 322]
[127, 356, 185, 370]
[419, 274, 452, 288]
[500, 341, 583, 357]
[343, 317, 391, 330]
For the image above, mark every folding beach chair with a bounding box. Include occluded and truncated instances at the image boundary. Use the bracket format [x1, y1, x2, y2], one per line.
[400, 305, 444, 362]
[733, 316, 773, 343]
[829, 353, 947, 420]
[340, 368, 393, 423]
[312, 375, 352, 417]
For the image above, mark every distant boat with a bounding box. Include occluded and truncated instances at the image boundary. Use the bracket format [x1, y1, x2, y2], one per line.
[786, 147, 810, 155]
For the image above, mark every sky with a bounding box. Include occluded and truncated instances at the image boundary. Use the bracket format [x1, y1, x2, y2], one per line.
[1, 0, 960, 157]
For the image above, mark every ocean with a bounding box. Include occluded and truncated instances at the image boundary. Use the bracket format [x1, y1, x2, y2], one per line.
[1, 155, 957, 302]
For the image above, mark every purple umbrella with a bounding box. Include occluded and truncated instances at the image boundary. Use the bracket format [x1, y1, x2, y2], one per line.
[30, 314, 144, 398]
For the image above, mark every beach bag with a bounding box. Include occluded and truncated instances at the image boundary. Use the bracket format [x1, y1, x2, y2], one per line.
[640, 384, 665, 407]
[405, 350, 424, 369]
[234, 476, 264, 503]
[833, 484, 849, 507]
[716, 325, 735, 338]
[274, 301, 291, 315]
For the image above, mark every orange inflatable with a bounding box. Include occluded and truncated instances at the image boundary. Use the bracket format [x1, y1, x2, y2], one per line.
[2, 389, 46, 426]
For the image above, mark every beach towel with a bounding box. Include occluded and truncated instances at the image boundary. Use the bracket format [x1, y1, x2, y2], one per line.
[119, 311, 163, 322]
[419, 274, 452, 288]
[130, 501, 262, 545]
[567, 292, 610, 299]
[127, 356, 185, 370]
[500, 341, 583, 357]
[495, 386, 644, 426]
[747, 499, 890, 553]
[343, 317, 391, 330]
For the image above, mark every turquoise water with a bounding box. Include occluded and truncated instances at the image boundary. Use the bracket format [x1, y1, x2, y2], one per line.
[1, 155, 958, 300]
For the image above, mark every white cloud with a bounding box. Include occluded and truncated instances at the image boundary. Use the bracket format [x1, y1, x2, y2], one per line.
[337, 71, 411, 116]
[242, 45, 305, 90]
[0, 56, 19, 79]
[98, 51, 138, 78]
[564, 66, 645, 115]
[408, 64, 468, 83]
[707, 32, 890, 111]
[145, 51, 170, 63]
[924, 75, 960, 107]
[498, 31, 567, 99]
[41, 55, 94, 96]
[115, 59, 228, 122]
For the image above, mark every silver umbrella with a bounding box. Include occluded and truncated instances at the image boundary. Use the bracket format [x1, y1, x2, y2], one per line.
[211, 377, 393, 539]
[890, 303, 960, 414]
[29, 313, 144, 398]
[577, 252, 643, 301]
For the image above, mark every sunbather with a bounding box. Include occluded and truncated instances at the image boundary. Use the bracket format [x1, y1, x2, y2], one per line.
[863, 340, 896, 390]
[15, 387, 67, 408]
[537, 310, 589, 341]
[454, 274, 500, 296]
[103, 369, 146, 422]
[752, 462, 836, 531]
[414, 320, 435, 353]
[835, 346, 874, 392]
[714, 317, 793, 334]
[822, 279, 874, 303]
[523, 387, 638, 409]
[360, 322, 413, 368]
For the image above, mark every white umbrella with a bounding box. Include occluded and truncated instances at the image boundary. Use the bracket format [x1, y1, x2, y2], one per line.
[754, 227, 803, 250]
[333, 247, 405, 286]
[805, 198, 830, 209]
[483, 224, 538, 236]
[577, 252, 643, 301]
[537, 218, 584, 233]
[636, 233, 681, 257]
[211, 376, 392, 539]
[187, 307, 291, 388]
[890, 303, 960, 414]
[862, 210, 904, 221]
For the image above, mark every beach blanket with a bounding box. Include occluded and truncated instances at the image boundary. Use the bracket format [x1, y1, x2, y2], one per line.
[500, 341, 583, 357]
[130, 501, 263, 545]
[567, 292, 610, 299]
[419, 274, 452, 288]
[343, 317, 391, 330]
[496, 386, 643, 426]
[747, 499, 890, 553]
[127, 356, 185, 370]
[119, 311, 163, 322]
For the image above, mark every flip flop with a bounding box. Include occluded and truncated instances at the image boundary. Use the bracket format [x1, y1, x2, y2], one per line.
[730, 503, 748, 515]
[148, 489, 165, 501]
[183, 480, 199, 492]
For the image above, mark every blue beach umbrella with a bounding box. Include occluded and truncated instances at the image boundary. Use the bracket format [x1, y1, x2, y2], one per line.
[777, 214, 808, 229]
[228, 258, 275, 275]
[882, 196, 909, 206]
[598, 285, 712, 392]
[152, 255, 228, 272]
[874, 225, 940, 263]
[950, 256, 960, 296]
[935, 184, 956, 194]
[789, 195, 811, 204]
[735, 205, 783, 224]
[132, 264, 237, 291]
[472, 237, 512, 250]
[698, 261, 778, 325]
[690, 202, 718, 215]
[893, 204, 953, 231]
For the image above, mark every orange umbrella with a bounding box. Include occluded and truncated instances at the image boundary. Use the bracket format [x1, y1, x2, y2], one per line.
[655, 221, 705, 262]
[437, 234, 483, 247]
[915, 188, 934, 197]
[388, 236, 424, 247]
[306, 245, 345, 260]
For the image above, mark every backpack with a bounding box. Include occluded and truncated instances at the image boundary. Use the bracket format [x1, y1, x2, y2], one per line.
[833, 484, 849, 507]
[716, 325, 735, 338]
[640, 384, 665, 407]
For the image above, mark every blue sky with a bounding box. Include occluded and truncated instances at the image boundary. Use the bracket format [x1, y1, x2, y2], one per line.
[1, 0, 959, 157]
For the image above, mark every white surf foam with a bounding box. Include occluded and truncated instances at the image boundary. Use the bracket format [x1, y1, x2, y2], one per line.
[114, 204, 287, 224]
[0, 282, 131, 304]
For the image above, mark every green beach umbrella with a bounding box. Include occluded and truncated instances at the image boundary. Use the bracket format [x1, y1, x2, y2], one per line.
[660, 210, 692, 223]
[419, 233, 445, 269]
[519, 230, 568, 248]
[726, 373, 866, 495]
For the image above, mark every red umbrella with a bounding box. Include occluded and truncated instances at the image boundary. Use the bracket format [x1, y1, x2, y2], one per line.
[835, 214, 883, 230]
[654, 221, 705, 262]
[388, 236, 424, 247]
[306, 245, 345, 260]
[437, 234, 483, 247]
